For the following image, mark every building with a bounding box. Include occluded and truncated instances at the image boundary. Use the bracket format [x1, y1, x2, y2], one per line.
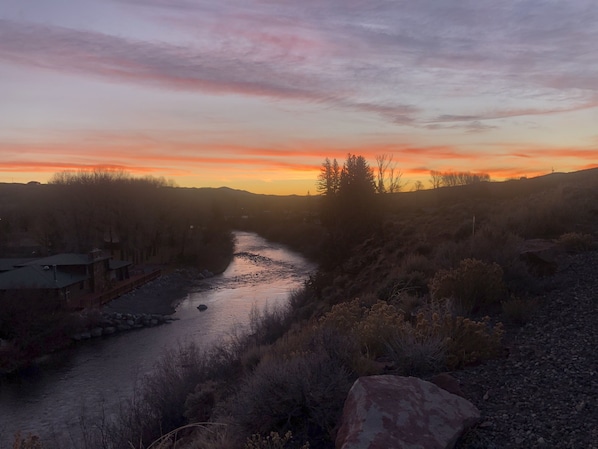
[0, 250, 131, 309]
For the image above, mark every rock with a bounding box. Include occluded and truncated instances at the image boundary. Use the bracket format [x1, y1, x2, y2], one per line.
[197, 304, 208, 311]
[429, 373, 465, 398]
[519, 239, 563, 276]
[336, 375, 480, 449]
[79, 331, 91, 340]
[90, 327, 103, 338]
[104, 326, 116, 335]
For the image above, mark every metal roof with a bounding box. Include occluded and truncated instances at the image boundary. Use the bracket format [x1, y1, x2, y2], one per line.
[0, 258, 36, 272]
[22, 253, 109, 267]
[0, 265, 87, 290]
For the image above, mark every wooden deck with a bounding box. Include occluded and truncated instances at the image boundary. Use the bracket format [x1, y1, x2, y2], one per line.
[70, 269, 161, 310]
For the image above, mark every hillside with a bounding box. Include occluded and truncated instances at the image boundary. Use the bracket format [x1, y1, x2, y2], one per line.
[3, 167, 598, 448]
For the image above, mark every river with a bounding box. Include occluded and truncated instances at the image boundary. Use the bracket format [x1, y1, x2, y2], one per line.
[0, 231, 315, 447]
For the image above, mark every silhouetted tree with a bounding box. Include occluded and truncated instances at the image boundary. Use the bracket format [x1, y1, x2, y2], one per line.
[375, 154, 404, 194]
[318, 154, 380, 266]
[317, 158, 341, 196]
[429, 170, 442, 189]
[413, 180, 425, 191]
[440, 171, 490, 186]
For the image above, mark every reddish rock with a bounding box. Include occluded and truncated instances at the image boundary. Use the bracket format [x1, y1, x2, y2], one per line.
[336, 375, 480, 449]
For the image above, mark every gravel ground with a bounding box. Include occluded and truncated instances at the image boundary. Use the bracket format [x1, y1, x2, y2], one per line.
[102, 269, 199, 315]
[454, 251, 598, 449]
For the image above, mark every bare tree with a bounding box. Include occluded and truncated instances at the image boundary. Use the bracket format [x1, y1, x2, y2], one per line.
[375, 154, 404, 194]
[413, 180, 424, 191]
[429, 170, 442, 189]
[440, 171, 491, 187]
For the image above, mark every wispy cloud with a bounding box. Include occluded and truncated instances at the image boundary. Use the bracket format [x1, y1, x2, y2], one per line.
[4, 0, 597, 128]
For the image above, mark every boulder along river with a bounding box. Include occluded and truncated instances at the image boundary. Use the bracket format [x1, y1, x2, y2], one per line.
[0, 231, 315, 447]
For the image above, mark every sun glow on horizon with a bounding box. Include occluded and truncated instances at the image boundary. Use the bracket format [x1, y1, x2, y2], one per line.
[1, 1, 597, 194]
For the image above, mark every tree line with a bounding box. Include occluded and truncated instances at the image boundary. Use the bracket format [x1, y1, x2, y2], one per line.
[429, 170, 490, 189]
[2, 169, 233, 272]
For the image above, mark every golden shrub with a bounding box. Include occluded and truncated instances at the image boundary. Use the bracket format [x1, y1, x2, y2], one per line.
[557, 232, 596, 253]
[318, 297, 503, 372]
[318, 298, 364, 332]
[245, 431, 309, 449]
[429, 258, 505, 314]
[443, 315, 504, 369]
[356, 301, 405, 356]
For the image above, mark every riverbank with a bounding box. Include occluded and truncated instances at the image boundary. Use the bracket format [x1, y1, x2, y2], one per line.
[102, 268, 213, 315]
[0, 232, 314, 447]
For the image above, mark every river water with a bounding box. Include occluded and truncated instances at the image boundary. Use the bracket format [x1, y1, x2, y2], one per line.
[0, 232, 315, 447]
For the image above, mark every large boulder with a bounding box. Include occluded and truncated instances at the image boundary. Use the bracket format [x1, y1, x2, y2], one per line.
[336, 375, 480, 449]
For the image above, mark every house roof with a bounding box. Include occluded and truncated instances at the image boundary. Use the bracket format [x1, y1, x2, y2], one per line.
[21, 253, 109, 267]
[0, 258, 36, 272]
[0, 265, 87, 290]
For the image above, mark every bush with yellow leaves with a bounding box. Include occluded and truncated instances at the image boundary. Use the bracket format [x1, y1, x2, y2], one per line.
[318, 298, 504, 374]
[245, 431, 309, 449]
[429, 258, 505, 314]
[557, 232, 596, 253]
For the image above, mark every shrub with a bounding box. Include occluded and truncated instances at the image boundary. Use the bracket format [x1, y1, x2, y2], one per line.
[429, 258, 505, 314]
[557, 232, 596, 253]
[230, 350, 351, 445]
[318, 297, 503, 374]
[356, 301, 405, 357]
[184, 381, 219, 423]
[105, 342, 208, 449]
[444, 315, 504, 369]
[317, 298, 364, 333]
[249, 302, 291, 346]
[245, 431, 310, 449]
[384, 301, 503, 373]
[11, 433, 43, 449]
[501, 296, 539, 325]
[385, 329, 447, 377]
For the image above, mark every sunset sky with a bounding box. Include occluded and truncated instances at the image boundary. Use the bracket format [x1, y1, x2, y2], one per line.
[1, 1, 597, 194]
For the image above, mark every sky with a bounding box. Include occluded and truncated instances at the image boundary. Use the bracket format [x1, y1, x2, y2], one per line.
[1, 0, 597, 195]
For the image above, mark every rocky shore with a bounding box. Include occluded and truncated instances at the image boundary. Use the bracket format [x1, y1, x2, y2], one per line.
[71, 268, 214, 342]
[454, 250, 598, 449]
[71, 312, 176, 341]
[102, 268, 213, 315]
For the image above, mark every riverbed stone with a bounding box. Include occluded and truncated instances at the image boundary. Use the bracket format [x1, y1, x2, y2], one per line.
[90, 327, 103, 338]
[103, 326, 116, 335]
